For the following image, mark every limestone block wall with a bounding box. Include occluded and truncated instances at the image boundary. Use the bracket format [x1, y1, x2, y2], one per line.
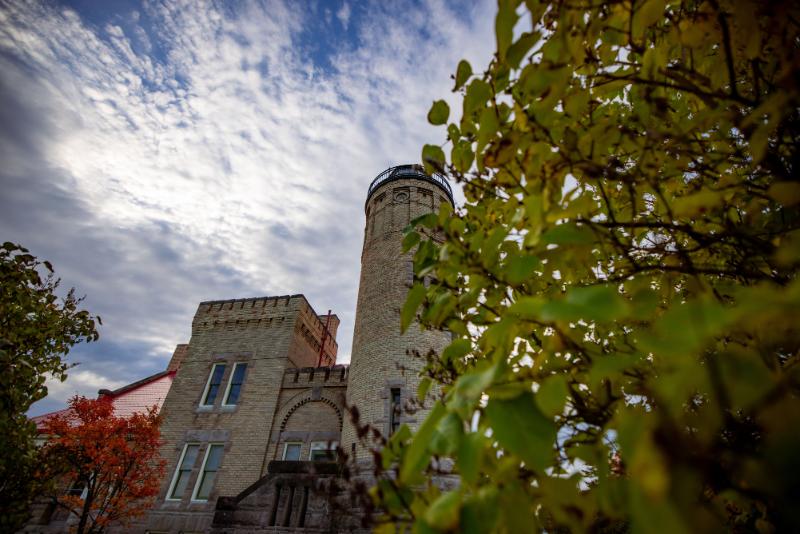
[145, 295, 338, 533]
[341, 175, 453, 461]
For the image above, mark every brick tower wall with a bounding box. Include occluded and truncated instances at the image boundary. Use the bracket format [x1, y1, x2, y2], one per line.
[341, 175, 453, 461]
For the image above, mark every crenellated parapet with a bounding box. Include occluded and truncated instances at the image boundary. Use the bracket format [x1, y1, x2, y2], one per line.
[282, 365, 349, 389]
[191, 294, 339, 361]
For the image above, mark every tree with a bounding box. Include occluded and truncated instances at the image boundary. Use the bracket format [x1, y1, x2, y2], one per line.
[375, 1, 800, 532]
[40, 396, 166, 533]
[0, 242, 100, 531]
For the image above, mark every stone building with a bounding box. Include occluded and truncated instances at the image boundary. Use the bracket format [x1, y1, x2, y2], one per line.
[28, 165, 454, 533]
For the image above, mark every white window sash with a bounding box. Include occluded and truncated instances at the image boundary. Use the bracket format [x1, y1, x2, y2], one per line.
[200, 363, 225, 406]
[191, 443, 223, 502]
[166, 443, 197, 501]
[282, 442, 302, 460]
[221, 362, 246, 406]
[308, 441, 338, 460]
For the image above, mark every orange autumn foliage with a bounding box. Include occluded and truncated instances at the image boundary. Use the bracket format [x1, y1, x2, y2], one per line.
[40, 395, 165, 533]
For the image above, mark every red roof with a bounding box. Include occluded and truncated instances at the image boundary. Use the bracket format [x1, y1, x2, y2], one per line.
[31, 370, 175, 431]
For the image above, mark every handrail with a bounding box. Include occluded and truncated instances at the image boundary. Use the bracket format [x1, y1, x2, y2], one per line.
[365, 164, 453, 208]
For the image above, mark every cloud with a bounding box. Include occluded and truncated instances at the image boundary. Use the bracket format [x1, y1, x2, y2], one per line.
[43, 370, 128, 407]
[0, 0, 495, 416]
[336, 2, 351, 30]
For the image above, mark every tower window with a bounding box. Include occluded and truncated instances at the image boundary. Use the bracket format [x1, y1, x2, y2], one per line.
[222, 363, 248, 406]
[201, 363, 226, 406]
[192, 444, 224, 501]
[390, 388, 402, 434]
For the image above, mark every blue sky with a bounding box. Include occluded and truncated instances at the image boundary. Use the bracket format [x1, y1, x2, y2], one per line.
[0, 0, 496, 416]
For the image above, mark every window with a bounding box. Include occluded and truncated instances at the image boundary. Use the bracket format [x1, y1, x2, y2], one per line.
[167, 443, 200, 500]
[201, 364, 226, 406]
[66, 479, 87, 499]
[283, 442, 302, 461]
[222, 363, 248, 406]
[192, 444, 224, 501]
[390, 388, 401, 435]
[309, 441, 337, 461]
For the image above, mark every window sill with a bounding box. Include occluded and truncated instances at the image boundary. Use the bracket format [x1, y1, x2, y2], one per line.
[159, 499, 183, 510]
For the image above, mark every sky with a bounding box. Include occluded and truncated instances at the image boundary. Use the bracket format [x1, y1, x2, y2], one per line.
[0, 0, 496, 416]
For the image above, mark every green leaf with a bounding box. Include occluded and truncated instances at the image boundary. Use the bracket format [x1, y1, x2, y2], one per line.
[410, 212, 439, 230]
[536, 375, 569, 418]
[453, 365, 497, 402]
[485, 391, 556, 471]
[768, 182, 800, 207]
[641, 299, 736, 357]
[506, 31, 540, 68]
[427, 100, 450, 126]
[401, 283, 427, 333]
[402, 231, 421, 253]
[425, 491, 461, 531]
[672, 190, 724, 218]
[430, 412, 463, 456]
[460, 487, 499, 534]
[464, 79, 491, 117]
[541, 223, 594, 245]
[718, 349, 774, 410]
[496, 0, 520, 61]
[399, 401, 446, 484]
[422, 144, 446, 174]
[447, 123, 460, 142]
[633, 0, 666, 39]
[476, 106, 500, 156]
[588, 353, 641, 389]
[418, 377, 432, 402]
[442, 338, 471, 363]
[502, 255, 540, 284]
[452, 141, 475, 173]
[454, 60, 472, 91]
[508, 296, 544, 319]
[540, 285, 629, 322]
[457, 432, 483, 485]
[387, 423, 413, 449]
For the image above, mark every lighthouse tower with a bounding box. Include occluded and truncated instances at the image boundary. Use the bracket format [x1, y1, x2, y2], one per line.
[341, 164, 454, 461]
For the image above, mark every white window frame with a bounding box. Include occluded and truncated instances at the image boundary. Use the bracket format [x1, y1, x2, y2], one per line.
[221, 362, 247, 407]
[282, 441, 302, 461]
[309, 441, 338, 461]
[191, 443, 224, 502]
[200, 363, 226, 407]
[66, 478, 89, 500]
[166, 442, 199, 501]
